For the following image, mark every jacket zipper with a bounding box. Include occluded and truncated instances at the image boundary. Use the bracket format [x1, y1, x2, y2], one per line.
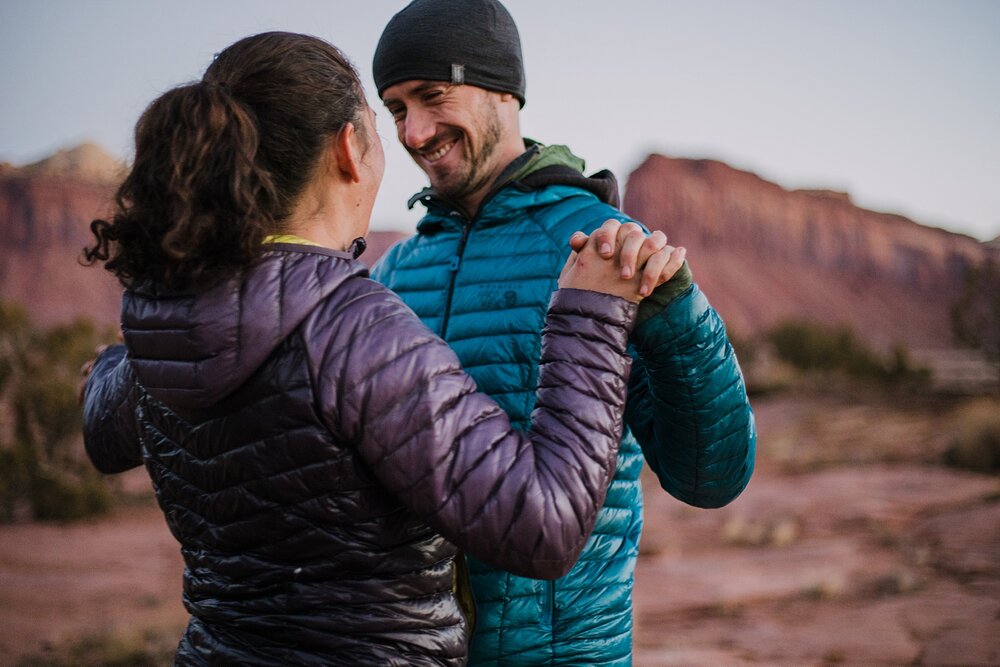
[440, 217, 472, 340]
[424, 171, 517, 341]
[542, 579, 555, 626]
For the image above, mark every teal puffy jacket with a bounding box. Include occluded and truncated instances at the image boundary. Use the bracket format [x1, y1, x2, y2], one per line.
[371, 144, 756, 666]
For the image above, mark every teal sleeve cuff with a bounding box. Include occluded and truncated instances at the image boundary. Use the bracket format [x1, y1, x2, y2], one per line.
[636, 260, 693, 326]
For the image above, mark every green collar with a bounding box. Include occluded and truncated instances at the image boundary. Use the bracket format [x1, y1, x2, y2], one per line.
[502, 139, 586, 184]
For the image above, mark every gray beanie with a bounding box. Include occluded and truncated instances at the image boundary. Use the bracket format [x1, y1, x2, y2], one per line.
[373, 0, 526, 107]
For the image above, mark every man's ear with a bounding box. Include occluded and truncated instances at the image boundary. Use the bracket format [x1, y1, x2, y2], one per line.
[330, 122, 362, 183]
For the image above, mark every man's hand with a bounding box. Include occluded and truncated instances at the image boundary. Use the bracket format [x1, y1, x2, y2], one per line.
[569, 220, 687, 297]
[560, 219, 683, 302]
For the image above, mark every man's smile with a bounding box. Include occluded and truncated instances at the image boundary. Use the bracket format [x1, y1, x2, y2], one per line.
[416, 134, 459, 164]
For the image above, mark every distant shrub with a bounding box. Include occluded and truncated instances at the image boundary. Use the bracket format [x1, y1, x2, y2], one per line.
[726, 329, 756, 366]
[0, 301, 117, 522]
[766, 320, 930, 385]
[29, 468, 112, 521]
[19, 626, 180, 667]
[722, 514, 800, 548]
[944, 399, 1000, 474]
[768, 321, 880, 375]
[951, 258, 1000, 390]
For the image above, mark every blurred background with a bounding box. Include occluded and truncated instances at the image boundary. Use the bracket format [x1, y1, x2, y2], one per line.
[1, 1, 998, 664]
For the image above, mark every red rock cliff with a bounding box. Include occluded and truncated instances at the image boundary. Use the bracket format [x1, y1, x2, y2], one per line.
[0, 144, 410, 329]
[0, 145, 123, 328]
[623, 155, 997, 349]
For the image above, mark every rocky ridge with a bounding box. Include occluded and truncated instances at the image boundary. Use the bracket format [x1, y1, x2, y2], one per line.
[623, 154, 998, 349]
[1, 145, 123, 327]
[3, 144, 996, 351]
[0, 144, 407, 328]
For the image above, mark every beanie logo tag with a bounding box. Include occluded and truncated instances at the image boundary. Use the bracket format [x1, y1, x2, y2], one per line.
[451, 64, 465, 85]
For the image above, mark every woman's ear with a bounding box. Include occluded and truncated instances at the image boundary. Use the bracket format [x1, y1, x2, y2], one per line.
[331, 122, 362, 183]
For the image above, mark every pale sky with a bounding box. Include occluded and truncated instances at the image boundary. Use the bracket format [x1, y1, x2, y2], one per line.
[2, 0, 998, 240]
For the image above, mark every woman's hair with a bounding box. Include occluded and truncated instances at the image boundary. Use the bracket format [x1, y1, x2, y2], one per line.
[84, 32, 367, 291]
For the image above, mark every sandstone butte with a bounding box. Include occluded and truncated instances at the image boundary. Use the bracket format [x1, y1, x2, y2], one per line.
[623, 154, 999, 351]
[0, 144, 408, 328]
[2, 144, 998, 354]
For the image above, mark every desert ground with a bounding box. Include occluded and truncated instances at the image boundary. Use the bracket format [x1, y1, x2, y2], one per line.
[1, 390, 998, 666]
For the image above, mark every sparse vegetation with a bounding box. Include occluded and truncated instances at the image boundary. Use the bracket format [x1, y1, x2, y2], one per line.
[766, 320, 930, 385]
[727, 328, 757, 368]
[722, 514, 800, 548]
[951, 258, 1000, 391]
[869, 569, 922, 597]
[801, 576, 846, 602]
[943, 398, 1000, 474]
[17, 626, 180, 667]
[0, 301, 118, 522]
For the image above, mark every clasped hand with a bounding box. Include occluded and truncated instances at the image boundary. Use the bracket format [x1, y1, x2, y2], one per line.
[558, 220, 687, 303]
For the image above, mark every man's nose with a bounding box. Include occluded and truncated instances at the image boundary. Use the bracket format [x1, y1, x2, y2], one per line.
[402, 108, 436, 150]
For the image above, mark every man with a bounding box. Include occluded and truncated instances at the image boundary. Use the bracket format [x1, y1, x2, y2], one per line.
[371, 1, 756, 664]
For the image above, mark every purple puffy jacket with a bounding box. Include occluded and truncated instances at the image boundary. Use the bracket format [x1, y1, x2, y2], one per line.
[82, 243, 636, 666]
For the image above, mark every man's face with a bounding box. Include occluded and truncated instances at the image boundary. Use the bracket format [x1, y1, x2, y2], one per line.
[381, 80, 505, 206]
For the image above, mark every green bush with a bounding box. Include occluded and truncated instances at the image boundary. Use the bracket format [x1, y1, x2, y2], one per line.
[727, 328, 757, 368]
[18, 626, 180, 667]
[951, 258, 1000, 389]
[944, 399, 1000, 474]
[29, 468, 113, 521]
[0, 301, 118, 522]
[767, 320, 930, 384]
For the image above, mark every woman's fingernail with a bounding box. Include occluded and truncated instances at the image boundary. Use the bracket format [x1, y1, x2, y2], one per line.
[622, 267, 632, 278]
[601, 243, 613, 255]
[639, 284, 650, 296]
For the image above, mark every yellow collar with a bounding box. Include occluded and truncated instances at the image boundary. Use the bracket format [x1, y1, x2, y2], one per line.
[262, 234, 322, 247]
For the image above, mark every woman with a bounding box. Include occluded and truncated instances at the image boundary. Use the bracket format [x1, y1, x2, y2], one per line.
[82, 32, 673, 666]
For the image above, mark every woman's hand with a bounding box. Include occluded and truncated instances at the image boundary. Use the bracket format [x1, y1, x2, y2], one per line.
[558, 220, 676, 302]
[568, 220, 687, 298]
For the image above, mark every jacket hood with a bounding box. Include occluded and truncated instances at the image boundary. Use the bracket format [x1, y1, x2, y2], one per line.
[122, 244, 367, 410]
[506, 141, 621, 208]
[411, 141, 621, 231]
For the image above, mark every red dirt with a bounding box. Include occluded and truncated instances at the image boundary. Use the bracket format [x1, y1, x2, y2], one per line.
[2, 393, 998, 665]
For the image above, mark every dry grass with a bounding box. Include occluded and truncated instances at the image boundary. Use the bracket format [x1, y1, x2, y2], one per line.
[17, 626, 181, 667]
[944, 398, 1000, 474]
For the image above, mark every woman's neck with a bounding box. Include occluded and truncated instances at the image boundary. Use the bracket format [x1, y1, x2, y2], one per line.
[283, 181, 369, 251]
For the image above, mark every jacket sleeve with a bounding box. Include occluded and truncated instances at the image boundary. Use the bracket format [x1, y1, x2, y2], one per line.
[312, 281, 636, 580]
[82, 343, 144, 474]
[625, 283, 756, 508]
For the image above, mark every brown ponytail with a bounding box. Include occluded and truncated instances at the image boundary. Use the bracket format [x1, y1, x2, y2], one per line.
[85, 32, 366, 291]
